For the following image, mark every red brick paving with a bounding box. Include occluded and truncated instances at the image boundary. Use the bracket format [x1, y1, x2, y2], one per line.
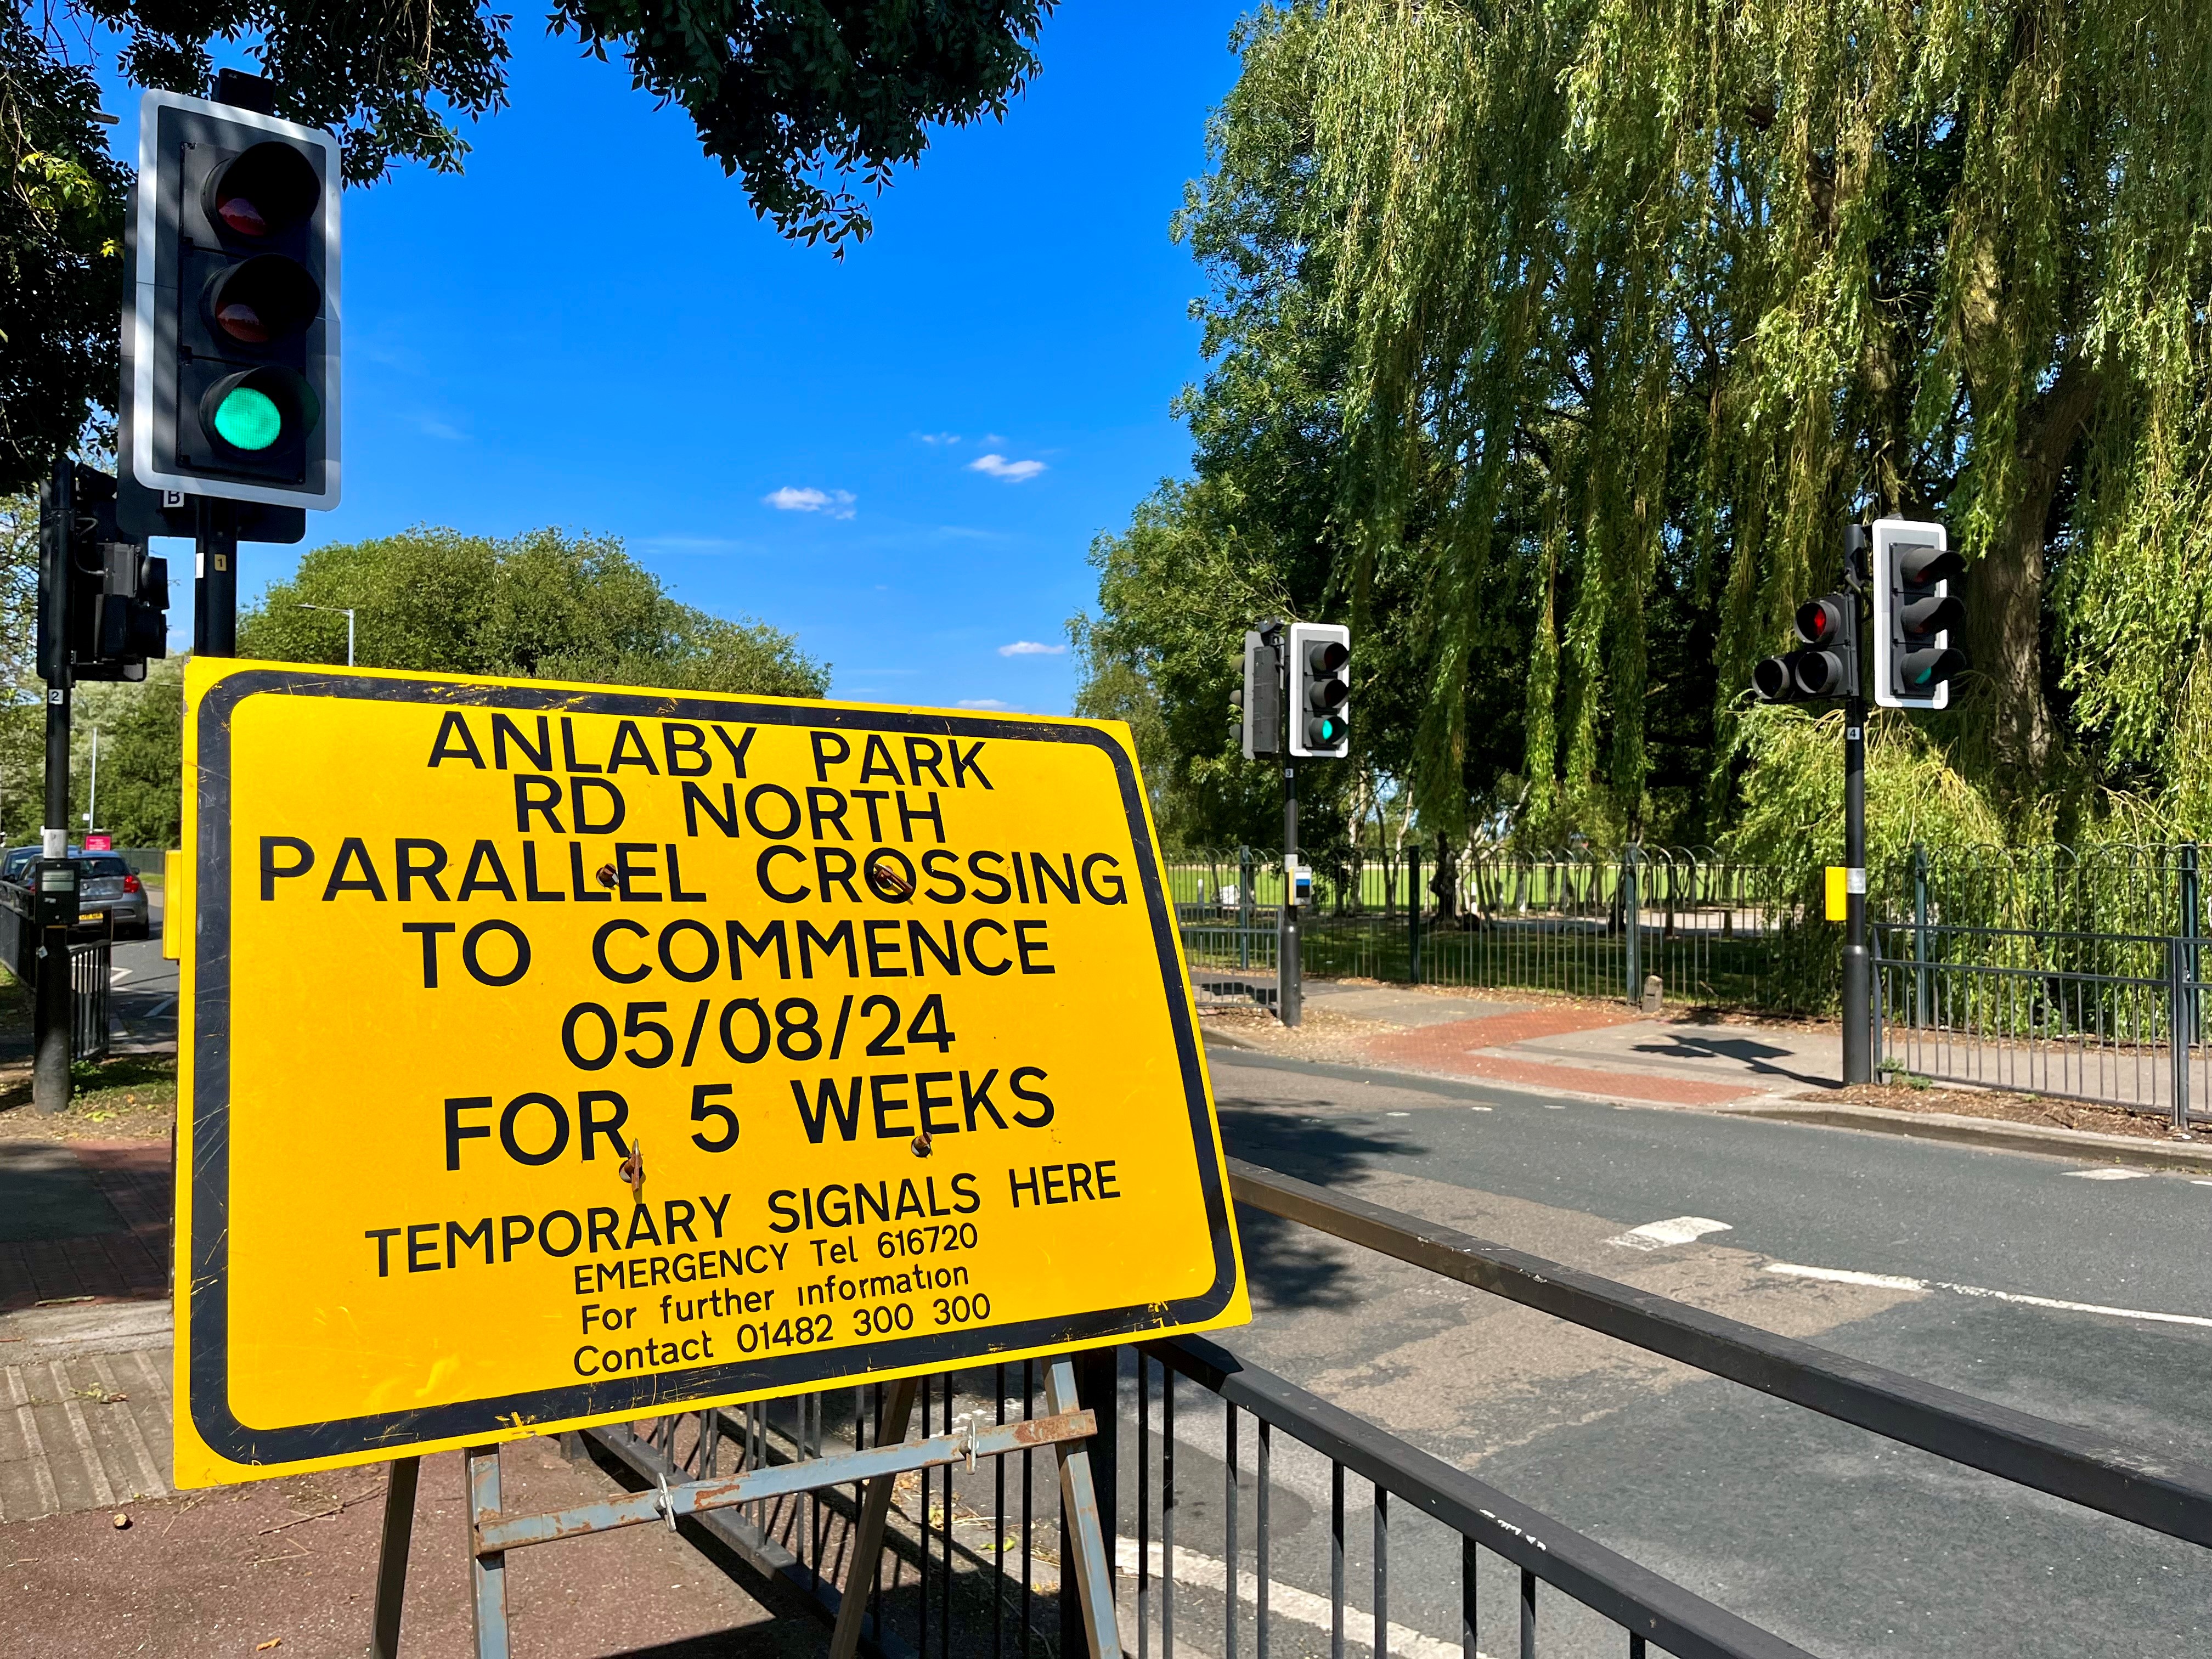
[1358, 1007, 1759, 1104]
[1363, 1005, 1644, 1070]
[1444, 1052, 1759, 1106]
[0, 1138, 170, 1314]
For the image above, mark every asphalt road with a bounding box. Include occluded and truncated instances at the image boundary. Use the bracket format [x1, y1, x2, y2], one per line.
[1113, 1043, 2212, 1659]
[108, 891, 176, 1049]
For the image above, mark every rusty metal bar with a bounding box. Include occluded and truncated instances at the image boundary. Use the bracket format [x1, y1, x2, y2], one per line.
[476, 1403, 1092, 1556]
[465, 1444, 510, 1659]
[1046, 1357, 1124, 1659]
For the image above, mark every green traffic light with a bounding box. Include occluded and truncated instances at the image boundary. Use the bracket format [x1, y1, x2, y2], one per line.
[212, 385, 283, 450]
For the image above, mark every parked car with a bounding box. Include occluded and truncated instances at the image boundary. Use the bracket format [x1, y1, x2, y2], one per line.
[74, 855, 150, 938]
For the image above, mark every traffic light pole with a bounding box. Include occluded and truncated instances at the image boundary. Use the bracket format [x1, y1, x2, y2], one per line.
[1841, 693, 1872, 1084]
[33, 464, 75, 1113]
[1280, 759, 1302, 1028]
[195, 496, 239, 657]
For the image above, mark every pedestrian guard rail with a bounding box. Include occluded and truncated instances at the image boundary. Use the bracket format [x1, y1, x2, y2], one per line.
[566, 1159, 2212, 1658]
[1176, 839, 2212, 1121]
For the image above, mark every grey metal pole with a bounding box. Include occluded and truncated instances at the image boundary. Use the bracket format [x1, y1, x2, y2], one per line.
[1623, 847, 1641, 1005]
[1239, 844, 1253, 972]
[1408, 844, 1423, 986]
[33, 462, 75, 1114]
[1842, 694, 1872, 1084]
[1913, 842, 1931, 1029]
[1280, 759, 1301, 1026]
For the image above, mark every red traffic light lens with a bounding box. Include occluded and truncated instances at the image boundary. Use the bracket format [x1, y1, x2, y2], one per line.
[1793, 596, 1847, 646]
[205, 142, 321, 242]
[205, 256, 321, 346]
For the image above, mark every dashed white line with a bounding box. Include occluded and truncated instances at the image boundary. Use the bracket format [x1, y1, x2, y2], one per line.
[1114, 1538, 1478, 1659]
[1605, 1216, 1732, 1251]
[1766, 1262, 2212, 1328]
[2066, 1167, 2153, 1181]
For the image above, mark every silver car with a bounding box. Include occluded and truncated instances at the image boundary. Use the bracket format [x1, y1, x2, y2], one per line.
[76, 854, 151, 939]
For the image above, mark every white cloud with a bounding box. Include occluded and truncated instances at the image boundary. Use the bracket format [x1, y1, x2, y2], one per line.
[416, 415, 465, 442]
[916, 432, 961, 445]
[958, 698, 1017, 711]
[968, 454, 1047, 483]
[998, 640, 1066, 657]
[764, 487, 856, 518]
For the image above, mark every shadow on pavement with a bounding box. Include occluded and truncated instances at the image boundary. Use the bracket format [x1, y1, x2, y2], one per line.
[1628, 1030, 1836, 1088]
[1212, 1101, 1422, 1316]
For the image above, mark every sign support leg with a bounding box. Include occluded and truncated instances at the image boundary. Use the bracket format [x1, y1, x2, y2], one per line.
[370, 1455, 420, 1658]
[1047, 1358, 1125, 1659]
[828, 1374, 921, 1659]
[466, 1444, 511, 1659]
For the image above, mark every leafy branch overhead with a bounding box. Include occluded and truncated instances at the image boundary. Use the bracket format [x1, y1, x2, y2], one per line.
[1081, 0, 2212, 857]
[0, 0, 1054, 488]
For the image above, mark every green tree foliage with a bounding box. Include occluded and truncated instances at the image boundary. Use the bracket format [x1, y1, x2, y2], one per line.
[0, 512, 827, 849]
[2, 0, 1053, 492]
[239, 526, 831, 697]
[1085, 1, 2212, 855]
[74, 658, 184, 848]
[0, 19, 129, 488]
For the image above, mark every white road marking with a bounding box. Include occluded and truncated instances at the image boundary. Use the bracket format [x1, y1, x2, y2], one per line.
[1386, 1111, 1411, 1117]
[2193, 1180, 2212, 1188]
[2066, 1167, 2153, 1181]
[1766, 1262, 2212, 1328]
[1115, 1537, 1478, 1659]
[1468, 1105, 1493, 1112]
[1605, 1216, 1732, 1251]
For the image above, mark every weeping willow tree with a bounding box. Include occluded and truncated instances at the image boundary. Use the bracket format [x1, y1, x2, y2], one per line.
[1184, 0, 2212, 848]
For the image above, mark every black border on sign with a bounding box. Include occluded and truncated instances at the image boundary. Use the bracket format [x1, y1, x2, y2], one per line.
[188, 670, 1239, 1465]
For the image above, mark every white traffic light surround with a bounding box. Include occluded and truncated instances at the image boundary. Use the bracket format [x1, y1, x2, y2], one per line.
[129, 90, 342, 510]
[1871, 517, 1951, 710]
[1286, 622, 1351, 758]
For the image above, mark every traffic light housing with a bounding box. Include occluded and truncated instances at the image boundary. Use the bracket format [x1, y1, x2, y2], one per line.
[127, 89, 340, 509]
[1753, 592, 1858, 703]
[1238, 629, 1281, 759]
[1287, 622, 1350, 758]
[37, 466, 171, 685]
[1872, 518, 1966, 709]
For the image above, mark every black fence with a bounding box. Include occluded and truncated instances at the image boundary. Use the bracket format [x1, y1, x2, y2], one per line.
[70, 936, 110, 1063]
[574, 1159, 2212, 1657]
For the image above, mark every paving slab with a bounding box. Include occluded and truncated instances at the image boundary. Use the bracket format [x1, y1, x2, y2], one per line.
[1298, 982, 1531, 1026]
[0, 1438, 814, 1658]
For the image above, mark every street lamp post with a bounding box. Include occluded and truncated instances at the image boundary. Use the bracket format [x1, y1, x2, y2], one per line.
[297, 603, 357, 667]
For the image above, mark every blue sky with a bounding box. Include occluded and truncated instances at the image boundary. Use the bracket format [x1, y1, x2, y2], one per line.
[99, 4, 1257, 713]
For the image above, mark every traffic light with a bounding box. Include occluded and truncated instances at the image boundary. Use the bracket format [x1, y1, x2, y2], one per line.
[1872, 518, 1967, 709]
[126, 89, 340, 509]
[1752, 593, 1858, 702]
[38, 466, 170, 685]
[1238, 629, 1281, 760]
[1287, 622, 1351, 758]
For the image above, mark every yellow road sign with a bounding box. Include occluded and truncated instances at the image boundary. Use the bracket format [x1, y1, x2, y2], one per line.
[176, 660, 1248, 1485]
